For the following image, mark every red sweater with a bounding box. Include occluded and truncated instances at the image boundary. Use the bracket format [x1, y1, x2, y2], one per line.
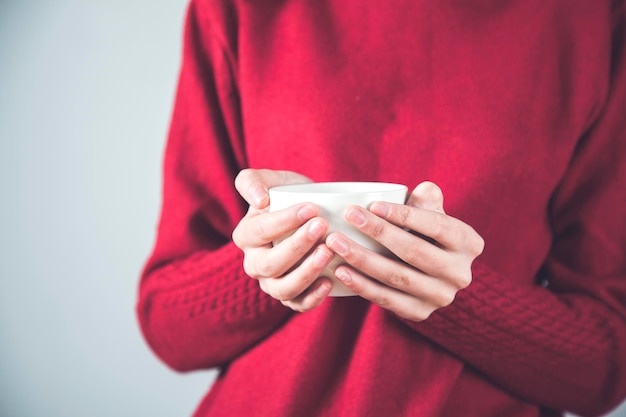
[137, 1, 626, 416]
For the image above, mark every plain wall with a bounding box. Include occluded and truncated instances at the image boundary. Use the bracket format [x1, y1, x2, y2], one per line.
[0, 1, 216, 416]
[0, 1, 624, 417]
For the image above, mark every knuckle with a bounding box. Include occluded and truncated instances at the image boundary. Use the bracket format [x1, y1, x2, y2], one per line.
[472, 234, 485, 256]
[344, 279, 362, 296]
[415, 308, 434, 322]
[455, 224, 484, 257]
[387, 268, 410, 289]
[232, 221, 251, 248]
[458, 270, 473, 288]
[257, 278, 270, 294]
[397, 206, 411, 225]
[368, 220, 386, 239]
[340, 247, 363, 268]
[283, 301, 304, 312]
[243, 256, 260, 278]
[262, 278, 299, 303]
[256, 257, 277, 278]
[434, 290, 456, 309]
[426, 182, 443, 203]
[283, 298, 317, 313]
[430, 215, 447, 240]
[371, 294, 390, 308]
[398, 305, 431, 322]
[441, 261, 472, 289]
[231, 227, 242, 248]
[234, 169, 252, 191]
[454, 225, 468, 246]
[403, 240, 428, 265]
[232, 215, 255, 248]
[437, 255, 458, 279]
[290, 235, 311, 257]
[274, 285, 297, 303]
[251, 221, 271, 242]
[293, 296, 318, 313]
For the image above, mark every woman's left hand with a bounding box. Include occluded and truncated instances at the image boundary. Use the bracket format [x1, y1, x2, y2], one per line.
[325, 181, 485, 322]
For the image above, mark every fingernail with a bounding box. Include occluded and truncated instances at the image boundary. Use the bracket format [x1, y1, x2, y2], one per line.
[335, 269, 352, 284]
[298, 204, 316, 220]
[308, 220, 324, 238]
[370, 202, 390, 217]
[346, 207, 366, 226]
[249, 185, 267, 207]
[312, 248, 332, 267]
[315, 281, 332, 296]
[328, 235, 348, 255]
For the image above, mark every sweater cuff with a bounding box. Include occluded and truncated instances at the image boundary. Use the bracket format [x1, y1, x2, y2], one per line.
[138, 242, 293, 370]
[144, 242, 286, 323]
[402, 260, 624, 413]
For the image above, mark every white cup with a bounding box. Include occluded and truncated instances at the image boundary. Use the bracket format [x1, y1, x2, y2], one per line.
[269, 182, 408, 296]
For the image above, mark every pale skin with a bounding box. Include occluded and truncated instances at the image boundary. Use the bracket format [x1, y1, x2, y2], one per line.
[232, 169, 485, 321]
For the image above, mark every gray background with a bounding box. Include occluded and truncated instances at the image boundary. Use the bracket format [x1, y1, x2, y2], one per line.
[0, 1, 624, 416]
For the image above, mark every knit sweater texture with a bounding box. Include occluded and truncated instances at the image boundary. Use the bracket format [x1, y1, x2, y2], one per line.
[137, 1, 626, 416]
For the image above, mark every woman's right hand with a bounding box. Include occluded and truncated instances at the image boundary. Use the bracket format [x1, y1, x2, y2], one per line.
[232, 169, 334, 311]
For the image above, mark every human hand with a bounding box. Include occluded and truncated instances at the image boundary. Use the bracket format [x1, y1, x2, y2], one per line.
[325, 181, 484, 322]
[232, 169, 334, 311]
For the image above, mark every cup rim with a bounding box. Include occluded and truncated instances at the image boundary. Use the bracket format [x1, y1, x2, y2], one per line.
[269, 181, 407, 195]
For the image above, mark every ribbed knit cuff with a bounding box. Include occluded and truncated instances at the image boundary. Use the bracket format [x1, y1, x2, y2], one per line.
[403, 261, 622, 412]
[138, 242, 293, 370]
[146, 242, 287, 323]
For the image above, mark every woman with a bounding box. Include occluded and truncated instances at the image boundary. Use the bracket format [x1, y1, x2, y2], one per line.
[137, 1, 626, 415]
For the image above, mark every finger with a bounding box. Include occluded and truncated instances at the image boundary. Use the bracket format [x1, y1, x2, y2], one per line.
[258, 245, 334, 302]
[366, 203, 475, 253]
[341, 207, 458, 279]
[245, 217, 329, 278]
[406, 181, 445, 213]
[326, 232, 455, 298]
[232, 202, 319, 248]
[332, 265, 447, 322]
[235, 168, 312, 209]
[282, 277, 334, 312]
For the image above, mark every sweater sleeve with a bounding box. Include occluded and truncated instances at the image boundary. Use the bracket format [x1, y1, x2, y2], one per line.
[136, 0, 291, 372]
[410, 4, 626, 416]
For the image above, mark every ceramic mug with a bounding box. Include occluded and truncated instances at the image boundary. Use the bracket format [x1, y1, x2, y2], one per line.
[269, 182, 408, 296]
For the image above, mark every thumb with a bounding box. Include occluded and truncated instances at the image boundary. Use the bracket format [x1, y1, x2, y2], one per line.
[406, 181, 445, 213]
[235, 169, 313, 209]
